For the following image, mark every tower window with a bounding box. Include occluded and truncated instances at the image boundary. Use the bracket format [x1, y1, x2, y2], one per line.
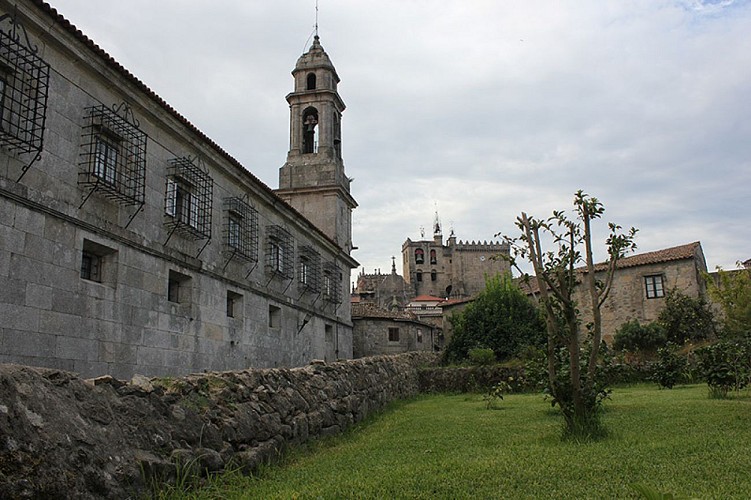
[302, 106, 318, 154]
[415, 248, 424, 264]
[306, 72, 316, 90]
[430, 249, 437, 265]
[416, 270, 423, 282]
[431, 270, 437, 281]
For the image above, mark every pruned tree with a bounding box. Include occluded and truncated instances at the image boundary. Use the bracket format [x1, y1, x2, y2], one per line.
[504, 191, 637, 439]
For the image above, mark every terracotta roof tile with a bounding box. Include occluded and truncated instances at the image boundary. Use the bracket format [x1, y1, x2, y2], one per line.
[352, 302, 417, 321]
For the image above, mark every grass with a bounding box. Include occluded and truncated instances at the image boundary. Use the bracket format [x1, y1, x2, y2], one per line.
[156, 384, 751, 499]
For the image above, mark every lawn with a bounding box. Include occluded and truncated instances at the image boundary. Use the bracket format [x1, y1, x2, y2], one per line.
[163, 384, 751, 499]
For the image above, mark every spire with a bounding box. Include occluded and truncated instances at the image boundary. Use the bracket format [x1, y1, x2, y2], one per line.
[391, 256, 396, 274]
[433, 209, 442, 236]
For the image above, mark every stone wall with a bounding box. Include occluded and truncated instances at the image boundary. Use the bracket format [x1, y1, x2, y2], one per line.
[0, 352, 437, 499]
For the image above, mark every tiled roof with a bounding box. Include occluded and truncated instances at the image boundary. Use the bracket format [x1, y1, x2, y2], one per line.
[439, 297, 475, 308]
[31, 1, 351, 259]
[411, 295, 445, 302]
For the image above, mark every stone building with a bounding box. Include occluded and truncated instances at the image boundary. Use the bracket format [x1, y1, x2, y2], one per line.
[353, 257, 411, 311]
[402, 220, 509, 299]
[351, 302, 436, 357]
[521, 241, 708, 344]
[0, 1, 356, 378]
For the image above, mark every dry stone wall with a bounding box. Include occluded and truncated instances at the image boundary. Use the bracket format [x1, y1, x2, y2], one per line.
[0, 352, 437, 499]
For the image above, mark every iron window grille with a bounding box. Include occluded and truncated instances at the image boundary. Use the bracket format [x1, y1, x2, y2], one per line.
[0, 9, 49, 171]
[298, 245, 321, 292]
[323, 261, 342, 304]
[265, 225, 293, 279]
[164, 157, 213, 240]
[223, 197, 258, 262]
[79, 103, 147, 205]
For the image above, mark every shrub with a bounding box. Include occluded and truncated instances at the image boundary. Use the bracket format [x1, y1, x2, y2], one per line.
[652, 343, 687, 389]
[467, 347, 495, 366]
[613, 320, 666, 353]
[483, 380, 512, 409]
[443, 273, 545, 364]
[657, 290, 716, 344]
[706, 266, 751, 338]
[696, 338, 751, 398]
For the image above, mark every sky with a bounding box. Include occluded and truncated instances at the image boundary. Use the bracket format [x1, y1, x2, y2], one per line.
[50, 0, 750, 279]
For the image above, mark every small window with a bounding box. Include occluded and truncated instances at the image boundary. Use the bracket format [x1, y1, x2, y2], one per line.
[93, 134, 119, 185]
[168, 270, 191, 304]
[306, 72, 316, 90]
[325, 324, 334, 343]
[269, 304, 281, 328]
[431, 270, 437, 281]
[227, 291, 243, 318]
[416, 271, 423, 282]
[417, 329, 423, 343]
[645, 275, 665, 299]
[388, 327, 400, 342]
[415, 248, 424, 264]
[80, 251, 101, 282]
[430, 249, 437, 265]
[80, 239, 117, 285]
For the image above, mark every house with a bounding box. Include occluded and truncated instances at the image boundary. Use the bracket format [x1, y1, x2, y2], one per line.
[0, 1, 356, 378]
[351, 302, 436, 357]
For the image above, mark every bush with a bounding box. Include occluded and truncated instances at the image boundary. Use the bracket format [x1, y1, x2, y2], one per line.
[613, 320, 666, 353]
[696, 337, 751, 398]
[443, 274, 545, 364]
[468, 348, 495, 366]
[706, 266, 751, 338]
[657, 290, 716, 344]
[652, 343, 687, 389]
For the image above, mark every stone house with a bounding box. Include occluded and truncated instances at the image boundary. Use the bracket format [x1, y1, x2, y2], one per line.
[0, 1, 356, 378]
[351, 302, 436, 357]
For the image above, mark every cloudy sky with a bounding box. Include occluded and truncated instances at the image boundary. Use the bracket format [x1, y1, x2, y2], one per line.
[51, 0, 750, 278]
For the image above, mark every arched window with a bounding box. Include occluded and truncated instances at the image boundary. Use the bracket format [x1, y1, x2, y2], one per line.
[430, 249, 437, 265]
[416, 270, 423, 282]
[415, 248, 424, 264]
[306, 72, 316, 90]
[431, 270, 437, 281]
[302, 107, 318, 154]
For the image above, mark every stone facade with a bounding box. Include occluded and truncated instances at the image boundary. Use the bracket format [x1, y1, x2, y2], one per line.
[402, 228, 509, 299]
[352, 302, 437, 357]
[0, 1, 356, 378]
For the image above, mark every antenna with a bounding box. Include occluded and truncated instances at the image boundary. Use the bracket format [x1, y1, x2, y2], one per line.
[315, 0, 319, 38]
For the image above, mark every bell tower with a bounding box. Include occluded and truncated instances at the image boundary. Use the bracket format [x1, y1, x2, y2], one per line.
[276, 36, 357, 253]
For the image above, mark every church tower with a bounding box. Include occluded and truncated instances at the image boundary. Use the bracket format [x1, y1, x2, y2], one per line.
[276, 36, 357, 254]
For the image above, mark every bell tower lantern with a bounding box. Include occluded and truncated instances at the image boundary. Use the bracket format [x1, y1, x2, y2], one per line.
[276, 36, 357, 254]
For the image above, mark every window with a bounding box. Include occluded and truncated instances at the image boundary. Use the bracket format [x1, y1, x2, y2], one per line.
[430, 249, 437, 265]
[325, 324, 334, 343]
[302, 106, 318, 154]
[168, 270, 191, 304]
[227, 291, 242, 318]
[645, 275, 665, 299]
[306, 72, 316, 90]
[388, 327, 400, 342]
[80, 239, 117, 285]
[266, 225, 293, 279]
[416, 271, 423, 282]
[415, 248, 424, 264]
[431, 270, 437, 281]
[164, 157, 213, 240]
[269, 304, 281, 328]
[78, 104, 146, 205]
[0, 16, 49, 166]
[417, 329, 423, 343]
[323, 261, 342, 303]
[224, 197, 258, 262]
[299, 246, 321, 292]
[80, 251, 101, 282]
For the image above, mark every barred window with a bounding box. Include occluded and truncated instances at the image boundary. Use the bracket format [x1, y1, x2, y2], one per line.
[223, 197, 258, 262]
[79, 104, 147, 205]
[323, 261, 341, 304]
[164, 157, 212, 240]
[299, 245, 321, 292]
[266, 225, 293, 279]
[0, 12, 49, 163]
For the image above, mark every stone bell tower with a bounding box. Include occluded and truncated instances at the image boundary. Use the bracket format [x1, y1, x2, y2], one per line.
[276, 36, 357, 253]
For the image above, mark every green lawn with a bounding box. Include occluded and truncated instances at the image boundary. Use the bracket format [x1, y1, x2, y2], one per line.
[165, 384, 751, 499]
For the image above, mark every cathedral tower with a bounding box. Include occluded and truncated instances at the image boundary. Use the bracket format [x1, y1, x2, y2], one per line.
[276, 36, 357, 254]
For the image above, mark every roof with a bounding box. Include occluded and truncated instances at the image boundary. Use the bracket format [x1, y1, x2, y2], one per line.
[410, 295, 445, 303]
[31, 1, 356, 265]
[439, 297, 475, 308]
[352, 303, 424, 323]
[517, 241, 703, 295]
